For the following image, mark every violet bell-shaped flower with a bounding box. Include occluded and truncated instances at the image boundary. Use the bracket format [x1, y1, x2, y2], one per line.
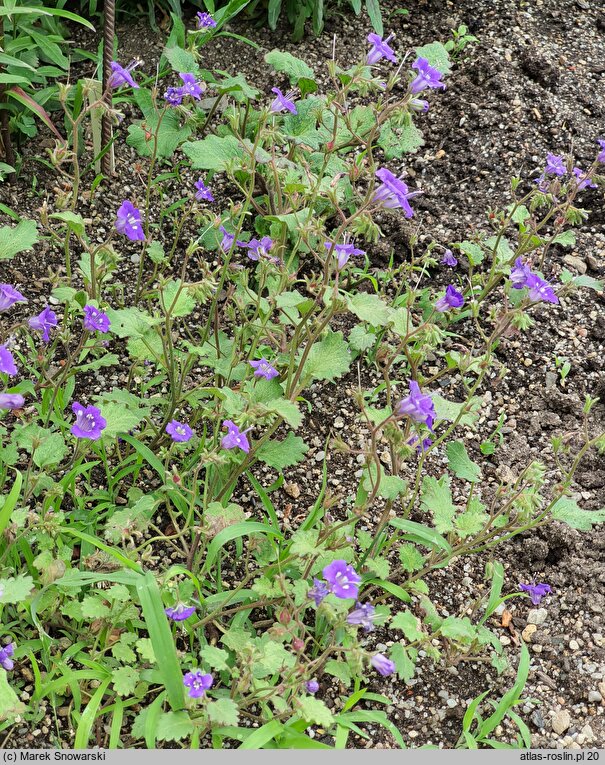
[183, 670, 213, 699]
[0, 394, 24, 410]
[71, 402, 106, 441]
[373, 168, 419, 217]
[221, 420, 252, 453]
[366, 33, 397, 65]
[269, 87, 297, 115]
[410, 57, 446, 94]
[0, 284, 26, 312]
[324, 240, 366, 270]
[116, 201, 145, 242]
[28, 306, 57, 343]
[83, 305, 111, 333]
[519, 582, 551, 606]
[0, 346, 17, 376]
[396, 380, 435, 430]
[435, 284, 465, 313]
[109, 60, 140, 90]
[322, 560, 362, 600]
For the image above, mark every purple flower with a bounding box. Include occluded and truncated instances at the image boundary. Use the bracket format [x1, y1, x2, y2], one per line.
[196, 11, 217, 29]
[306, 680, 319, 694]
[396, 380, 435, 430]
[269, 87, 297, 115]
[221, 419, 251, 453]
[410, 57, 446, 94]
[545, 153, 566, 176]
[308, 578, 330, 606]
[0, 643, 15, 671]
[347, 601, 376, 633]
[116, 201, 145, 242]
[371, 652, 396, 677]
[410, 98, 429, 113]
[165, 603, 196, 621]
[366, 33, 397, 66]
[322, 560, 361, 600]
[249, 358, 278, 380]
[183, 670, 213, 699]
[441, 249, 457, 267]
[71, 402, 106, 441]
[218, 226, 237, 253]
[572, 167, 597, 191]
[28, 306, 57, 343]
[83, 305, 110, 333]
[0, 284, 27, 312]
[525, 272, 559, 304]
[324, 241, 366, 270]
[195, 179, 214, 202]
[510, 257, 532, 289]
[109, 60, 139, 90]
[164, 86, 184, 106]
[166, 420, 193, 443]
[597, 138, 605, 164]
[0, 394, 24, 410]
[243, 236, 274, 261]
[519, 582, 551, 606]
[373, 168, 419, 217]
[408, 434, 433, 453]
[179, 73, 203, 100]
[435, 284, 465, 313]
[0, 346, 17, 376]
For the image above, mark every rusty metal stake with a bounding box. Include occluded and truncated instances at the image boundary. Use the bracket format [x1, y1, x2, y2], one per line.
[101, 0, 116, 176]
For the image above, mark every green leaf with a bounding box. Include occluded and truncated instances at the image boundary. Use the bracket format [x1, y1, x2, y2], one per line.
[156, 711, 194, 742]
[264, 50, 315, 84]
[390, 643, 416, 682]
[552, 231, 576, 247]
[348, 325, 375, 352]
[446, 441, 481, 482]
[0, 669, 25, 721]
[455, 498, 489, 538]
[182, 135, 246, 171]
[324, 659, 351, 687]
[105, 307, 160, 338]
[0, 574, 33, 604]
[50, 211, 86, 238]
[458, 240, 484, 266]
[216, 73, 260, 101]
[33, 433, 67, 468]
[112, 666, 139, 697]
[389, 518, 452, 555]
[202, 646, 230, 671]
[378, 122, 424, 159]
[420, 475, 456, 533]
[398, 543, 425, 572]
[135, 572, 185, 711]
[440, 616, 476, 643]
[289, 528, 319, 557]
[433, 394, 481, 427]
[365, 0, 383, 35]
[99, 403, 145, 439]
[297, 696, 334, 727]
[347, 293, 392, 326]
[414, 41, 451, 74]
[81, 595, 110, 619]
[0, 220, 38, 260]
[127, 111, 192, 160]
[257, 432, 308, 470]
[264, 398, 302, 429]
[163, 46, 198, 75]
[161, 280, 196, 317]
[302, 330, 351, 382]
[207, 698, 240, 726]
[391, 611, 424, 642]
[551, 497, 605, 531]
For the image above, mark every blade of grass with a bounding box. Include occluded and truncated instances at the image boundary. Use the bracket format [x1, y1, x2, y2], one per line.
[135, 572, 185, 712]
[0, 469, 22, 537]
[74, 676, 112, 747]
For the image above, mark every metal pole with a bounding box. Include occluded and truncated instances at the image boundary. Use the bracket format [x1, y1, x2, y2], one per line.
[101, 0, 115, 176]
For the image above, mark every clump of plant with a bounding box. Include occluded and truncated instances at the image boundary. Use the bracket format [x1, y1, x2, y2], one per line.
[0, 14, 604, 748]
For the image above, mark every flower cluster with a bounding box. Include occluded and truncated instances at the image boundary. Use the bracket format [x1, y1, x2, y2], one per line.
[164, 73, 205, 106]
[536, 148, 598, 192]
[510, 258, 559, 304]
